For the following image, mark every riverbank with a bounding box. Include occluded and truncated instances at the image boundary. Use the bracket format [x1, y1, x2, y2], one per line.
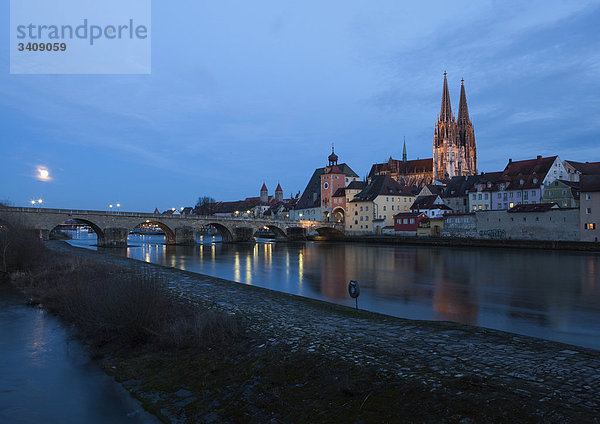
[333, 235, 600, 251]
[14, 241, 597, 423]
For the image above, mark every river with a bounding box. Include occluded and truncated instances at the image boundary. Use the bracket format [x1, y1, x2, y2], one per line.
[67, 231, 600, 350]
[0, 282, 160, 424]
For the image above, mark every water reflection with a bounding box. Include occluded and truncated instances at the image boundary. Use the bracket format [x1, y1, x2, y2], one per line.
[0, 284, 159, 424]
[67, 233, 600, 350]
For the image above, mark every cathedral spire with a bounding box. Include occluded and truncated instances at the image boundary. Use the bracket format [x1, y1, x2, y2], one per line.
[457, 78, 470, 125]
[440, 71, 453, 122]
[402, 136, 407, 162]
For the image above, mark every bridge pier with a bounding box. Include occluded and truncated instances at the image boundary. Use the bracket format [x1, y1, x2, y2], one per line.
[286, 227, 307, 241]
[38, 229, 50, 241]
[232, 227, 255, 242]
[99, 227, 129, 248]
[175, 227, 196, 245]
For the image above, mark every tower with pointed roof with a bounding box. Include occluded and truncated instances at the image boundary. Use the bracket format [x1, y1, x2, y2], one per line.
[260, 183, 268, 204]
[433, 73, 477, 181]
[275, 183, 283, 202]
[402, 137, 407, 163]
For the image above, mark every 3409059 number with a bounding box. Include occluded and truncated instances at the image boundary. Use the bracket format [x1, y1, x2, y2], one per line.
[17, 42, 67, 52]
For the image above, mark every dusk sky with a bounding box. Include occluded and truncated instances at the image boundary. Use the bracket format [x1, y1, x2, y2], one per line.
[1, 0, 599, 212]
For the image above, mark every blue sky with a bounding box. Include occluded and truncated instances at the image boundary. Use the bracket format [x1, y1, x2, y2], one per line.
[1, 0, 599, 211]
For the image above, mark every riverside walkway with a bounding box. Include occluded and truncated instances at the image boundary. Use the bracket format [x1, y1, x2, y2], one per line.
[50, 242, 600, 421]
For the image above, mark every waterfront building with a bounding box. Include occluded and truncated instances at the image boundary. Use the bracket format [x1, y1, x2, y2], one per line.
[393, 212, 428, 236]
[346, 175, 410, 234]
[442, 175, 479, 212]
[563, 160, 600, 182]
[490, 156, 568, 210]
[369, 73, 478, 186]
[410, 195, 453, 218]
[541, 180, 580, 208]
[468, 172, 503, 211]
[580, 175, 600, 242]
[320, 148, 351, 221]
[418, 217, 444, 237]
[292, 149, 359, 221]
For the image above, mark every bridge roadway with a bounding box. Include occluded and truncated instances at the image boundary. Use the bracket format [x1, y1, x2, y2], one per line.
[0, 207, 344, 247]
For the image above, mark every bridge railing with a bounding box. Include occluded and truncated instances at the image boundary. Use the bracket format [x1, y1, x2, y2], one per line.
[1, 207, 342, 227]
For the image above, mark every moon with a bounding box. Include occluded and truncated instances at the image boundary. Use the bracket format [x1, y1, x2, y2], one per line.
[37, 167, 50, 181]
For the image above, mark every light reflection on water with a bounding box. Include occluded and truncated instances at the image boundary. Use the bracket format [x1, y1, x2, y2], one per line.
[67, 232, 600, 350]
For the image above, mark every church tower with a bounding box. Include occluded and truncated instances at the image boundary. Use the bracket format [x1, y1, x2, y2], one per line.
[433, 72, 477, 180]
[457, 79, 477, 175]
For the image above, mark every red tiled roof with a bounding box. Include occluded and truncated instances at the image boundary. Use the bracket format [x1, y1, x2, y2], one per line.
[503, 156, 557, 178]
[581, 175, 600, 192]
[565, 161, 600, 175]
[275, 183, 283, 192]
[261, 183, 268, 191]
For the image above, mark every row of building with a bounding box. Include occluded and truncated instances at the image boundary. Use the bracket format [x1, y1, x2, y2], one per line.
[183, 73, 600, 243]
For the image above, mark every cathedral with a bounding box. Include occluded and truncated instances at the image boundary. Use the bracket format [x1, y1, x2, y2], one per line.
[369, 73, 478, 185]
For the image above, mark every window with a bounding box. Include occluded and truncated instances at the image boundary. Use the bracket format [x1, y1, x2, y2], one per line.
[360, 206, 363, 211]
[410, 218, 415, 224]
[498, 193, 501, 199]
[386, 197, 389, 201]
[323, 182, 329, 189]
[586, 194, 592, 201]
[503, 193, 507, 201]
[478, 194, 482, 200]
[484, 193, 488, 200]
[355, 211, 358, 216]
[562, 190, 567, 195]
[360, 216, 363, 221]
[472, 194, 476, 200]
[365, 216, 369, 221]
[517, 192, 521, 198]
[585, 223, 596, 230]
[509, 192, 513, 198]
[366, 206, 369, 211]
[472, 205, 477, 211]
[586, 208, 592, 214]
[355, 220, 358, 225]
[524, 191, 529, 200]
[383, 206, 387, 211]
[478, 205, 482, 210]
[531, 190, 536, 197]
[403, 219, 408, 224]
[509, 202, 514, 208]
[391, 205, 394, 211]
[536, 217, 539, 221]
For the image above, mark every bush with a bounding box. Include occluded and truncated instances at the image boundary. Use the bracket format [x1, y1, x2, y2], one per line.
[13, 252, 241, 349]
[0, 219, 45, 274]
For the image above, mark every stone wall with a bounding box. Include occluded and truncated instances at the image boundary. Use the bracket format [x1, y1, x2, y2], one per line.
[476, 209, 580, 241]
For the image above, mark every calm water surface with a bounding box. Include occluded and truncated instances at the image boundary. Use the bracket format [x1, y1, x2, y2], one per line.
[0, 283, 160, 424]
[68, 232, 600, 350]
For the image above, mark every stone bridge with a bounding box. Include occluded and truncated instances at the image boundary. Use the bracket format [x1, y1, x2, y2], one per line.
[0, 207, 344, 247]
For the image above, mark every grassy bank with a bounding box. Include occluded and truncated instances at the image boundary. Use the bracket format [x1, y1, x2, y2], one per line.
[1, 222, 597, 423]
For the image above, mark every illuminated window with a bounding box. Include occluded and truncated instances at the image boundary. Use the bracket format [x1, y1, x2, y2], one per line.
[509, 202, 514, 208]
[478, 205, 482, 210]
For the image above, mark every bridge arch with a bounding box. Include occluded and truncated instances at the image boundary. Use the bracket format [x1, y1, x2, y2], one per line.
[50, 218, 105, 241]
[313, 226, 345, 239]
[265, 225, 287, 240]
[206, 223, 234, 243]
[131, 220, 176, 244]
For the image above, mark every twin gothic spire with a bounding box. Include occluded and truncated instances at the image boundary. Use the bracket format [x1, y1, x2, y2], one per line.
[439, 72, 471, 125]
